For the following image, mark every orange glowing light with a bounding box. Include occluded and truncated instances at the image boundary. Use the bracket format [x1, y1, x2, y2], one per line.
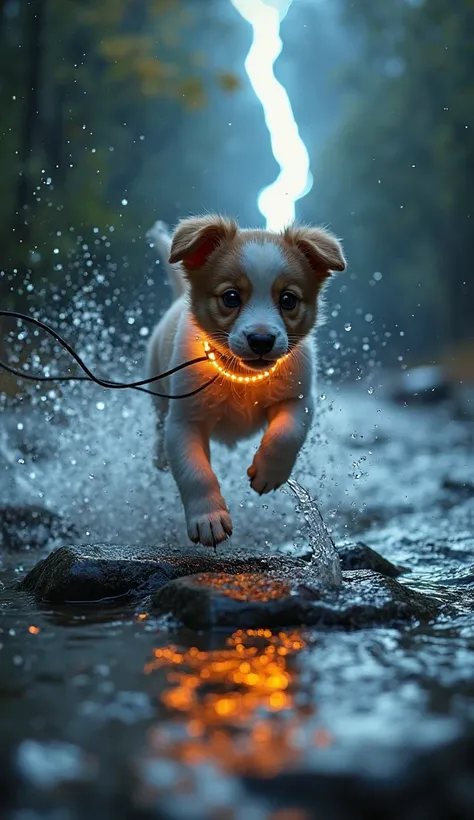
[137, 613, 148, 621]
[28, 625, 40, 634]
[193, 572, 292, 603]
[203, 341, 283, 384]
[141, 629, 317, 783]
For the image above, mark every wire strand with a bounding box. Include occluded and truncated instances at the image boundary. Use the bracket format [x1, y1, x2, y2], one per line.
[0, 309, 217, 399]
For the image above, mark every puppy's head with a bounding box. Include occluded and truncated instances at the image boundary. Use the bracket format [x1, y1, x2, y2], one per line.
[169, 214, 346, 371]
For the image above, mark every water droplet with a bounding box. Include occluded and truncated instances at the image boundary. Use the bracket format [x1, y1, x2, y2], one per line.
[344, 323, 352, 331]
[367, 386, 374, 395]
[96, 402, 105, 411]
[121, 198, 128, 206]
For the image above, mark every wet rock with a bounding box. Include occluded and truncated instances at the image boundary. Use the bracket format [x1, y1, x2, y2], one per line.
[337, 541, 403, 577]
[0, 505, 77, 552]
[390, 365, 453, 405]
[152, 569, 440, 629]
[20, 543, 311, 603]
[442, 473, 474, 499]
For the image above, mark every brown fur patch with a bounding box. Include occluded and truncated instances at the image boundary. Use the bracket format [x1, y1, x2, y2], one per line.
[282, 224, 346, 276]
[169, 214, 238, 270]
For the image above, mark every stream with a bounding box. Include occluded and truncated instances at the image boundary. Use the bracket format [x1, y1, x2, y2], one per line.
[1, 378, 474, 819]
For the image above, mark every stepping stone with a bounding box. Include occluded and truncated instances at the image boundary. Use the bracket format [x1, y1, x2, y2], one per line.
[152, 569, 440, 630]
[20, 543, 311, 603]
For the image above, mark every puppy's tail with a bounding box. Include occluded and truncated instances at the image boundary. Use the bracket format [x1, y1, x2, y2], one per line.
[147, 220, 186, 300]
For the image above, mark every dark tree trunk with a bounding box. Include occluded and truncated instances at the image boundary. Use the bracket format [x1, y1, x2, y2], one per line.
[13, 0, 46, 248]
[0, 0, 6, 39]
[0, 0, 5, 36]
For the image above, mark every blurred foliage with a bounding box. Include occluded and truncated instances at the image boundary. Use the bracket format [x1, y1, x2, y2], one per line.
[311, 0, 474, 355]
[0, 0, 240, 308]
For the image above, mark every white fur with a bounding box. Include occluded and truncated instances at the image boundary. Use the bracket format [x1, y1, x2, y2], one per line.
[146, 223, 316, 547]
[229, 242, 289, 361]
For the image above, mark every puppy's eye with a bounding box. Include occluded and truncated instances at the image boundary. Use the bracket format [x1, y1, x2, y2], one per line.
[279, 291, 298, 311]
[221, 289, 241, 309]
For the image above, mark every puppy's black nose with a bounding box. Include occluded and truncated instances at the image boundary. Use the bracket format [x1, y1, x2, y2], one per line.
[246, 333, 276, 356]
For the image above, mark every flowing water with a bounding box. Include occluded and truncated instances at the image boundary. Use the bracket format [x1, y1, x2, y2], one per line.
[2, 299, 474, 817]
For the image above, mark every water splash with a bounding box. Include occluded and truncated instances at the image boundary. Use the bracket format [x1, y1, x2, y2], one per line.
[230, 0, 313, 230]
[288, 478, 342, 590]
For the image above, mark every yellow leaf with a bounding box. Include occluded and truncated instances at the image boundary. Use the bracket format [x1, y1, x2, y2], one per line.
[179, 77, 206, 110]
[217, 72, 241, 93]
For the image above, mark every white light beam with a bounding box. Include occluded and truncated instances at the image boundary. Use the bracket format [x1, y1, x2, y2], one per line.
[230, 0, 313, 231]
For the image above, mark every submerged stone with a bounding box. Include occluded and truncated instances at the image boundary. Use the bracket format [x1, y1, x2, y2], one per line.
[20, 543, 311, 603]
[152, 569, 440, 629]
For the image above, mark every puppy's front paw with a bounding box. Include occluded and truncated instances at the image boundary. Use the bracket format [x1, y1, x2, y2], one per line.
[187, 510, 233, 547]
[247, 449, 295, 495]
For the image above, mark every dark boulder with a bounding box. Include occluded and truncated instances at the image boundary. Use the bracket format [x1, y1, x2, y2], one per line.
[20, 543, 311, 603]
[152, 569, 440, 629]
[337, 542, 403, 577]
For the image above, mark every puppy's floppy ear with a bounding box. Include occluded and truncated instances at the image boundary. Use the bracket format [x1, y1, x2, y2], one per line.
[283, 224, 346, 278]
[169, 214, 238, 271]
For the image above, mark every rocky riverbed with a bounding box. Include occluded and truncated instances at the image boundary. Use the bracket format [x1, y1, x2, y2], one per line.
[1, 379, 474, 819]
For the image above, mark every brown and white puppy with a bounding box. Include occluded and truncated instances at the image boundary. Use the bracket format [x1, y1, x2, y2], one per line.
[146, 215, 345, 547]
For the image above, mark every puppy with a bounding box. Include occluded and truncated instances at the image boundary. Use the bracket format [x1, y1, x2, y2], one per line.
[146, 215, 345, 547]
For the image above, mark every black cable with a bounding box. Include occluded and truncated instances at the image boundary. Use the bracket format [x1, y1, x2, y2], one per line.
[0, 309, 218, 399]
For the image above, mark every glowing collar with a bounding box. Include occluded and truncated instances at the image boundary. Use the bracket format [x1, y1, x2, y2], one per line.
[203, 341, 281, 384]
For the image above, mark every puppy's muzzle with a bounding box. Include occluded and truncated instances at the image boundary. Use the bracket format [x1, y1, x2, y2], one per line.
[246, 333, 276, 356]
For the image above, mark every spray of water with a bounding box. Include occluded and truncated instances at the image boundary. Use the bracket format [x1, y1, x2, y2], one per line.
[230, 0, 313, 230]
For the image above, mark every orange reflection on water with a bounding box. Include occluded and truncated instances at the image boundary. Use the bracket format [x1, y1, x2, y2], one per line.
[143, 628, 331, 781]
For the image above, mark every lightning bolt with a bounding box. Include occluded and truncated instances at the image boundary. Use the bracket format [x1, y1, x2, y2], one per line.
[230, 0, 313, 231]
